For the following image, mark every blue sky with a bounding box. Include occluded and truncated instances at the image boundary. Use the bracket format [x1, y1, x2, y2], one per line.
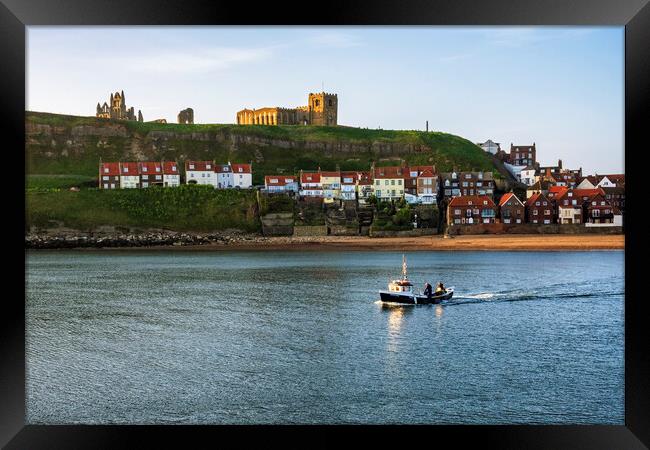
[27, 26, 624, 174]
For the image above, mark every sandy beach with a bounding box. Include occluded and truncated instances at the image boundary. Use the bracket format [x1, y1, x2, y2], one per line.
[101, 233, 624, 252]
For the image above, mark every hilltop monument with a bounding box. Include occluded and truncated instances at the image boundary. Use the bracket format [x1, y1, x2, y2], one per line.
[236, 92, 338, 126]
[178, 108, 194, 124]
[96, 90, 143, 122]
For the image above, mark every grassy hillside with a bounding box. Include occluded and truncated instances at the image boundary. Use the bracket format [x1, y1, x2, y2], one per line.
[26, 185, 260, 232]
[26, 111, 498, 185]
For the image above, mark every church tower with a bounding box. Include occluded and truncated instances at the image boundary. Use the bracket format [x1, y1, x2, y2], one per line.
[308, 92, 338, 126]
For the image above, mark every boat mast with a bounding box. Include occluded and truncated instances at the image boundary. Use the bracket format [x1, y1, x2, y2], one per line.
[402, 254, 407, 279]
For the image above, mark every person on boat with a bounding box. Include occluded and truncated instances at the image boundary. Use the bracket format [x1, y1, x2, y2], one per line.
[423, 282, 433, 300]
[435, 282, 445, 295]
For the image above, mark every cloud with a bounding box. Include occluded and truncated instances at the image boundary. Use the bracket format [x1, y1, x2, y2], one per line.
[308, 32, 363, 48]
[87, 45, 278, 75]
[482, 27, 595, 48]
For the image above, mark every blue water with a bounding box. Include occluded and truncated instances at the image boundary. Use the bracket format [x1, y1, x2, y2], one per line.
[25, 250, 624, 424]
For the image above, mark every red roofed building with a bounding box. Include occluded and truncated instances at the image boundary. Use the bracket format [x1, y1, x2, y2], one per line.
[547, 185, 569, 202]
[372, 166, 405, 200]
[498, 192, 525, 224]
[357, 171, 374, 203]
[265, 175, 298, 193]
[139, 162, 163, 187]
[229, 162, 253, 189]
[99, 162, 121, 189]
[585, 192, 616, 224]
[299, 171, 323, 197]
[447, 195, 497, 226]
[555, 189, 591, 224]
[526, 192, 555, 224]
[119, 162, 141, 188]
[162, 161, 180, 187]
[340, 171, 360, 201]
[185, 160, 217, 186]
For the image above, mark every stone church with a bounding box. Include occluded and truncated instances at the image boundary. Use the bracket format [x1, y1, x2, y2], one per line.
[96, 90, 143, 122]
[237, 92, 338, 126]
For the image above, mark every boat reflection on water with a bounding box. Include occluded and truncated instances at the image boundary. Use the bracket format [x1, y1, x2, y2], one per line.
[435, 304, 444, 318]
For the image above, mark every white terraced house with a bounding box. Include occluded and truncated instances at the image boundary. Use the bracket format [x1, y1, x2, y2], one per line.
[185, 161, 218, 186]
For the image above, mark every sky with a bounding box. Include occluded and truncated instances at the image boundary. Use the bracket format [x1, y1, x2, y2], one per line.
[27, 26, 624, 174]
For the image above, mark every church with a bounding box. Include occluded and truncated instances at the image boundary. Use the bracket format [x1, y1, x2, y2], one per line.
[96, 90, 143, 122]
[236, 92, 338, 126]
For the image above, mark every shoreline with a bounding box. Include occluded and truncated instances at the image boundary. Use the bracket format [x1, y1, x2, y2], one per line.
[27, 234, 625, 252]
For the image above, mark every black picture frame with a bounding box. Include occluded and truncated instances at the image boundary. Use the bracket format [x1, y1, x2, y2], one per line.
[3, 0, 649, 447]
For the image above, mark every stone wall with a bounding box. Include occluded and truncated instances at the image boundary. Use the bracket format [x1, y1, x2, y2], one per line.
[260, 212, 294, 236]
[448, 223, 623, 235]
[369, 228, 438, 238]
[293, 225, 328, 237]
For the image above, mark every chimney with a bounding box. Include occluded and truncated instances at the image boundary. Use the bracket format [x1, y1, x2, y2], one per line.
[558, 159, 562, 169]
[426, 120, 429, 132]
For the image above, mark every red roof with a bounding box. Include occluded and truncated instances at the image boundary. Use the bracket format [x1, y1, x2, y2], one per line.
[185, 161, 213, 171]
[358, 172, 372, 185]
[265, 175, 296, 186]
[214, 164, 231, 173]
[498, 192, 524, 207]
[301, 172, 321, 184]
[100, 162, 120, 176]
[320, 171, 341, 178]
[549, 185, 569, 194]
[409, 165, 436, 177]
[230, 163, 252, 174]
[374, 166, 405, 179]
[138, 161, 162, 174]
[448, 195, 496, 208]
[525, 192, 551, 206]
[340, 172, 359, 185]
[573, 188, 605, 198]
[120, 162, 140, 175]
[162, 161, 179, 174]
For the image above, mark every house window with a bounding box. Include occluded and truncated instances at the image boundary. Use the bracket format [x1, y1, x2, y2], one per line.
[142, 175, 148, 180]
[104, 168, 109, 173]
[156, 175, 162, 180]
[398, 180, 402, 185]
[483, 200, 488, 205]
[535, 202, 540, 206]
[544, 210, 550, 215]
[123, 167, 128, 173]
[206, 164, 211, 169]
[103, 183, 108, 189]
[375, 180, 380, 186]
[102, 176, 109, 181]
[454, 209, 461, 215]
[189, 164, 195, 170]
[239, 168, 243, 172]
[391, 180, 395, 185]
[142, 167, 148, 172]
[466, 209, 472, 217]
[156, 167, 160, 172]
[533, 210, 538, 215]
[172, 166, 177, 171]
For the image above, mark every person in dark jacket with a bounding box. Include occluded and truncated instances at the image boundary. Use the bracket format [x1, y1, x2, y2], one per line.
[423, 282, 432, 301]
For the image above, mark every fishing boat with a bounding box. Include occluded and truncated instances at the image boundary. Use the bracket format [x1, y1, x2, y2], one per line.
[378, 255, 454, 305]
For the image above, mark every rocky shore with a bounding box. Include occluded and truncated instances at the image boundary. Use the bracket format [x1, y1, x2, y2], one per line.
[25, 231, 624, 251]
[25, 230, 264, 249]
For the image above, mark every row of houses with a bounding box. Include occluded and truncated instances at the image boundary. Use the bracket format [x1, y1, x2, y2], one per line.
[447, 187, 622, 227]
[263, 165, 439, 204]
[98, 161, 253, 189]
[99, 161, 181, 189]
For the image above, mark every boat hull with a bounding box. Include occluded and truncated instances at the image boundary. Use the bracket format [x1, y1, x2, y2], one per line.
[379, 289, 454, 305]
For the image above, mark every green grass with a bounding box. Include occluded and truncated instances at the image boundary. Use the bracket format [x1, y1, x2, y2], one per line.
[26, 111, 498, 185]
[27, 174, 96, 189]
[26, 185, 260, 232]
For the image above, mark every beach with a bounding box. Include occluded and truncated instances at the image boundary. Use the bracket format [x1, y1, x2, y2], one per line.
[92, 233, 624, 252]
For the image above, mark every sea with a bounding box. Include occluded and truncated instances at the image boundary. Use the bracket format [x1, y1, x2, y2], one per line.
[25, 250, 624, 424]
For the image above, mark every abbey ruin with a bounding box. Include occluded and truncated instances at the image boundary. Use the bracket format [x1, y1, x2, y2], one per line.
[96, 90, 143, 122]
[236, 92, 338, 126]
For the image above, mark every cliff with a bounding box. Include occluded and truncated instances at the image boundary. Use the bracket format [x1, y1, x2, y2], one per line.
[26, 111, 498, 184]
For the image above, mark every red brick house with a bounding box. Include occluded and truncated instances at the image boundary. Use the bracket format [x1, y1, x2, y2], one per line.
[585, 193, 615, 224]
[447, 195, 497, 226]
[498, 192, 525, 224]
[526, 192, 555, 224]
[99, 162, 121, 189]
[138, 161, 164, 187]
